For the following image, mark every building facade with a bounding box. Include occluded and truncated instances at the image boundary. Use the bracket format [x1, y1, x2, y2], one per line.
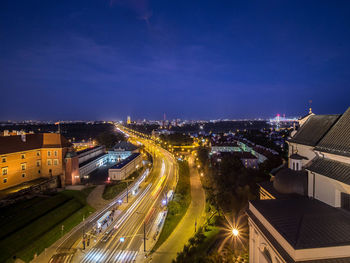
[247, 107, 350, 262]
[0, 133, 76, 190]
[108, 141, 139, 163]
[108, 153, 142, 181]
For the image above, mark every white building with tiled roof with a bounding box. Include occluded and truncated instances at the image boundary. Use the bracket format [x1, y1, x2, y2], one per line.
[247, 107, 350, 263]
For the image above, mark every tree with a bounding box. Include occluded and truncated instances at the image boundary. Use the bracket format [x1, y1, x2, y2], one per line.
[96, 131, 125, 149]
[197, 147, 209, 167]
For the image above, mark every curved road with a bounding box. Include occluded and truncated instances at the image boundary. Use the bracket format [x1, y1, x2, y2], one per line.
[151, 157, 206, 263]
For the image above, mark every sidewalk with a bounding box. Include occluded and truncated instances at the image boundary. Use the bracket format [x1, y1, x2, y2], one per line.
[32, 186, 131, 263]
[87, 185, 110, 210]
[151, 161, 206, 263]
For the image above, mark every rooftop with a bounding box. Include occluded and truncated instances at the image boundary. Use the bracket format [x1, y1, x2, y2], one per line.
[110, 153, 140, 170]
[288, 115, 340, 146]
[306, 157, 350, 185]
[0, 133, 71, 155]
[315, 107, 350, 157]
[76, 145, 104, 155]
[250, 198, 350, 250]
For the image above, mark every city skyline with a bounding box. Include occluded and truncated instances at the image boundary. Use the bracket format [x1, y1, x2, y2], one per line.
[1, 1, 350, 120]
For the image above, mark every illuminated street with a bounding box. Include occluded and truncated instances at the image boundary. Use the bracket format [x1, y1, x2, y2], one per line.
[46, 127, 178, 263]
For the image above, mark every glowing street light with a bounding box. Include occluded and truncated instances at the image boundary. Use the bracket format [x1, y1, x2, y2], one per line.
[232, 228, 239, 237]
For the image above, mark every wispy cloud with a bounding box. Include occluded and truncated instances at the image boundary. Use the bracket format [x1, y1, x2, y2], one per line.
[109, 0, 152, 25]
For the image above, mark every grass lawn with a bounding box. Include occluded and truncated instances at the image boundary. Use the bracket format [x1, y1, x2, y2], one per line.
[0, 187, 95, 263]
[102, 167, 143, 200]
[152, 160, 191, 252]
[173, 225, 220, 262]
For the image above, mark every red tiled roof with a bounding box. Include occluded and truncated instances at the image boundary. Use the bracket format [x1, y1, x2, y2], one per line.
[0, 133, 72, 155]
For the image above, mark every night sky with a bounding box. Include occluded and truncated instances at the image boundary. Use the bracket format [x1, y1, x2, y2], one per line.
[1, 1, 350, 121]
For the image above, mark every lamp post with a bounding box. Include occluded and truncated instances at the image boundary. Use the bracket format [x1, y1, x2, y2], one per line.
[121, 178, 134, 203]
[136, 211, 147, 252]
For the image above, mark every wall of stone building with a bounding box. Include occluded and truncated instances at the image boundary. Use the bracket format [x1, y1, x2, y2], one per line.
[0, 149, 43, 190]
[309, 172, 350, 207]
[79, 154, 108, 177]
[109, 155, 142, 181]
[248, 218, 285, 263]
[77, 146, 105, 164]
[0, 146, 70, 190]
[40, 148, 64, 177]
[287, 143, 315, 166]
[65, 156, 80, 186]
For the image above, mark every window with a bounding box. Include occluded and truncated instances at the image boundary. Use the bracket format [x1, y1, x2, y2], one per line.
[47, 151, 51, 157]
[47, 159, 52, 166]
[296, 162, 299, 170]
[21, 154, 25, 159]
[36, 151, 41, 156]
[54, 151, 58, 157]
[341, 192, 350, 211]
[2, 167, 8, 176]
[3, 178, 7, 183]
[262, 247, 273, 263]
[53, 159, 59, 166]
[21, 163, 26, 170]
[36, 160, 41, 167]
[1, 157, 6, 163]
[22, 173, 26, 178]
[38, 170, 41, 174]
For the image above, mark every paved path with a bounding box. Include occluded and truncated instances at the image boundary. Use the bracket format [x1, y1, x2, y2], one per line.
[86, 185, 109, 210]
[151, 159, 206, 263]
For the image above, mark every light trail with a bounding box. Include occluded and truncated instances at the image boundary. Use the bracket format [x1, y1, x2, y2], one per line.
[81, 183, 152, 263]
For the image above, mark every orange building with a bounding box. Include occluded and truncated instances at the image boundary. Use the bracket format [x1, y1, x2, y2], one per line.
[0, 133, 80, 191]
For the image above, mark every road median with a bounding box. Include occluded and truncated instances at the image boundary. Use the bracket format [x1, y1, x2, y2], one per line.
[151, 159, 191, 252]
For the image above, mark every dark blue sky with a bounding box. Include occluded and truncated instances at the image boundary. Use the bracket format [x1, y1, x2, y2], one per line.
[1, 0, 350, 121]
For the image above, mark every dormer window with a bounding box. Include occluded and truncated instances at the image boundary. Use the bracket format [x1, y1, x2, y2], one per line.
[289, 153, 307, 171]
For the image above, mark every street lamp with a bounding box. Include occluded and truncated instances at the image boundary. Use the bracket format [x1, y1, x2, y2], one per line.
[232, 228, 239, 237]
[136, 211, 147, 252]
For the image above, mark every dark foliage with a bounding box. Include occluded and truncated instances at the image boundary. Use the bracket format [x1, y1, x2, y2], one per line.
[96, 131, 125, 149]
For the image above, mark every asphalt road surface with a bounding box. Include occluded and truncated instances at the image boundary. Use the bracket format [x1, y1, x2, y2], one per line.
[48, 130, 177, 263]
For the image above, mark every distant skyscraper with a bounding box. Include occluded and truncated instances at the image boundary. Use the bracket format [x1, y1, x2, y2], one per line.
[127, 116, 131, 124]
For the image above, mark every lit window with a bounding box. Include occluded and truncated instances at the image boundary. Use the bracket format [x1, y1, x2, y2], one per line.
[47, 151, 51, 157]
[1, 157, 6, 163]
[2, 167, 8, 176]
[22, 173, 26, 178]
[21, 163, 26, 170]
[47, 159, 52, 166]
[21, 154, 25, 159]
[3, 178, 7, 183]
[53, 159, 58, 165]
